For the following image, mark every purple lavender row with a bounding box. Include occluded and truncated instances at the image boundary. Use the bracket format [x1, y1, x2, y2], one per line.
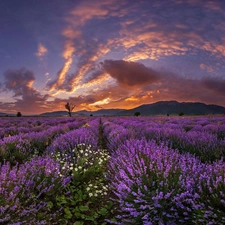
[47, 118, 101, 154]
[114, 116, 225, 136]
[0, 117, 84, 139]
[104, 117, 225, 162]
[102, 120, 133, 153]
[0, 118, 91, 165]
[107, 138, 225, 224]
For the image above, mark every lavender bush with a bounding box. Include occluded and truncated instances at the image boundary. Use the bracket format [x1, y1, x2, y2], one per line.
[0, 156, 70, 224]
[107, 138, 225, 224]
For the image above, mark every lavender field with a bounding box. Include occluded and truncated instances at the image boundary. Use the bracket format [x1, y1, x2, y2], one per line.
[1, 116, 225, 224]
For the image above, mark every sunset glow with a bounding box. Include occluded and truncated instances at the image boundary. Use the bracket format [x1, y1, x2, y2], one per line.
[0, 0, 225, 114]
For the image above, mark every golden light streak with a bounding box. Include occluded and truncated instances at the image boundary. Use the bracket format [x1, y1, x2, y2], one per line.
[48, 41, 75, 92]
[125, 96, 139, 101]
[90, 97, 111, 106]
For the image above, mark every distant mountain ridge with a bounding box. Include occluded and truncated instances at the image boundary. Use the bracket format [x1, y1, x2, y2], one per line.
[0, 112, 15, 117]
[1, 101, 225, 117]
[116, 101, 225, 116]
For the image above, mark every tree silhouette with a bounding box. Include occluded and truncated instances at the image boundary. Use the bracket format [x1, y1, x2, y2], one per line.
[134, 111, 141, 116]
[179, 112, 184, 116]
[65, 102, 75, 117]
[17, 112, 22, 117]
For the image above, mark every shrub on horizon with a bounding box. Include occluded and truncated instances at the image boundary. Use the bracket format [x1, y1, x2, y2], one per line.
[17, 112, 22, 117]
[134, 112, 141, 117]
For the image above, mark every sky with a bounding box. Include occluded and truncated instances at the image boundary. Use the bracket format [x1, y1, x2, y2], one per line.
[0, 0, 225, 114]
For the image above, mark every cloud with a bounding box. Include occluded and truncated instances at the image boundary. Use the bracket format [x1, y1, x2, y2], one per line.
[2, 68, 50, 113]
[201, 77, 225, 96]
[100, 60, 160, 87]
[4, 68, 36, 97]
[36, 43, 48, 59]
[1, 67, 225, 114]
[66, 0, 125, 26]
[45, 0, 124, 94]
[46, 40, 75, 92]
[200, 64, 213, 73]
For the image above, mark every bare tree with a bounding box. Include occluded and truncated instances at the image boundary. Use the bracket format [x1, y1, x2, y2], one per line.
[65, 102, 75, 117]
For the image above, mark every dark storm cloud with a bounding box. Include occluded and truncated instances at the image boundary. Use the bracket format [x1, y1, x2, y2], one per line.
[100, 60, 160, 87]
[201, 77, 225, 96]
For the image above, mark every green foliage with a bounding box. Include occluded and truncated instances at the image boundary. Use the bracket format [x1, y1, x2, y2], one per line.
[0, 140, 31, 165]
[98, 119, 107, 149]
[192, 172, 225, 223]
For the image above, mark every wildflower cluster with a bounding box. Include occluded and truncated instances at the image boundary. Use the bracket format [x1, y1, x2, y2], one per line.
[54, 143, 112, 224]
[54, 143, 110, 176]
[86, 182, 109, 198]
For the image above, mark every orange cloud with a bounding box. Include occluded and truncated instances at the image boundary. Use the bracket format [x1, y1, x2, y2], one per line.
[46, 1, 119, 94]
[36, 43, 48, 59]
[125, 96, 139, 102]
[121, 30, 192, 61]
[200, 64, 213, 73]
[62, 28, 81, 39]
[47, 40, 75, 92]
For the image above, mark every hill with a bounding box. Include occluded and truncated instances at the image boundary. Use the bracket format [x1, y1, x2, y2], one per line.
[0, 112, 15, 117]
[116, 101, 225, 116]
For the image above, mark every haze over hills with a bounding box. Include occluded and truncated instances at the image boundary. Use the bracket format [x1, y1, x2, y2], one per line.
[1, 101, 225, 117]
